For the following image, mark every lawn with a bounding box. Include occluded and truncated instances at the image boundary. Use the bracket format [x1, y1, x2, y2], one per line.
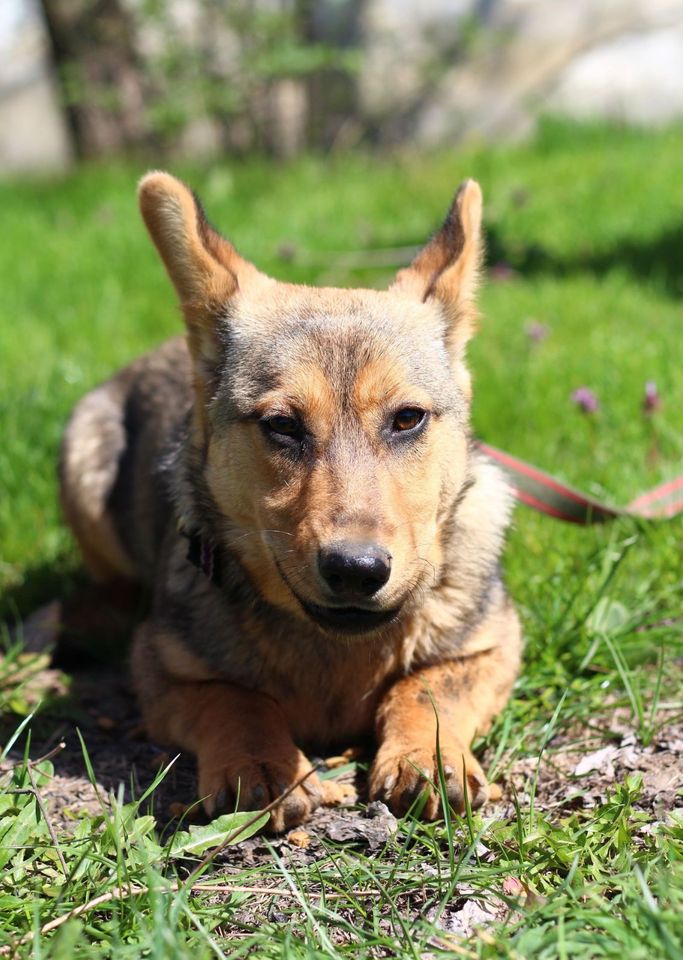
[0, 119, 682, 958]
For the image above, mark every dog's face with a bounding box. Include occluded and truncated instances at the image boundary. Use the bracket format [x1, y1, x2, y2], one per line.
[139, 172, 482, 635]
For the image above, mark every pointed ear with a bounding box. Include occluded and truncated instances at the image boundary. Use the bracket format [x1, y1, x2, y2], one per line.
[391, 179, 483, 351]
[138, 171, 259, 368]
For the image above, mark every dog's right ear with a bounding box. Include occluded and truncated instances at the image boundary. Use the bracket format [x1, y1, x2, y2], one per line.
[391, 179, 483, 355]
[138, 171, 259, 367]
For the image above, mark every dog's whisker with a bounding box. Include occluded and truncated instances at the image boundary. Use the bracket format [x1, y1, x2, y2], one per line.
[415, 555, 439, 588]
[219, 527, 296, 551]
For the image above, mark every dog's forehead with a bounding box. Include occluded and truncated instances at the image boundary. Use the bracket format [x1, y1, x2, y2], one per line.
[223, 285, 455, 407]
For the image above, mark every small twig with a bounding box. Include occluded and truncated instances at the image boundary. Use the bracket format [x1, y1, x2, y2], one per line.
[0, 879, 382, 955]
[2, 742, 69, 878]
[1, 741, 70, 880]
[185, 762, 322, 885]
[25, 763, 68, 879]
[0, 762, 330, 957]
[28, 742, 67, 767]
[1, 741, 66, 773]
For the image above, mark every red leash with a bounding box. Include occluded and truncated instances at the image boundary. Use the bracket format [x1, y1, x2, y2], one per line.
[479, 442, 683, 524]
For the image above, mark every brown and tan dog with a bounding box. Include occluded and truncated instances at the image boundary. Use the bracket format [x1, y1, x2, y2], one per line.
[60, 172, 521, 831]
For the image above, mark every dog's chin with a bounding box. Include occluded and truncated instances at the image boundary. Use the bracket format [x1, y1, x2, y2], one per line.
[298, 599, 402, 635]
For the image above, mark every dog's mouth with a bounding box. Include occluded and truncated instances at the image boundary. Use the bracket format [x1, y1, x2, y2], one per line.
[298, 599, 401, 635]
[272, 553, 401, 634]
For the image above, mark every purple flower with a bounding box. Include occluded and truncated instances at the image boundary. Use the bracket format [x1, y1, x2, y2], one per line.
[571, 387, 599, 414]
[490, 261, 516, 282]
[526, 320, 549, 343]
[643, 380, 661, 414]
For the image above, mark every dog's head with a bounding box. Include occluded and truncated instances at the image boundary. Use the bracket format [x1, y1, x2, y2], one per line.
[139, 172, 483, 635]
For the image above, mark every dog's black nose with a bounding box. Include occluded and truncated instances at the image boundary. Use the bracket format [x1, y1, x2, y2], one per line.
[318, 542, 392, 599]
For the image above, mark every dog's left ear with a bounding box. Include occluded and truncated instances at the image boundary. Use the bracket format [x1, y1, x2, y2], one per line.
[391, 179, 483, 352]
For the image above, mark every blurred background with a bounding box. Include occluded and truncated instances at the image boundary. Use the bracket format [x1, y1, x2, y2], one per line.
[3, 0, 683, 173]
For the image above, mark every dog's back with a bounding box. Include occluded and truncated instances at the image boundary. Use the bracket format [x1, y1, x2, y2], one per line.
[60, 336, 191, 583]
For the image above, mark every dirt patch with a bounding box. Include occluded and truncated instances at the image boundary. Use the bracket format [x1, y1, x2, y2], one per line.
[501, 708, 683, 822]
[1, 664, 198, 831]
[5, 660, 681, 874]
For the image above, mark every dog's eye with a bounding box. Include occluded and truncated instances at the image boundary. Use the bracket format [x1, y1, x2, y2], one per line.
[392, 408, 426, 433]
[262, 415, 302, 444]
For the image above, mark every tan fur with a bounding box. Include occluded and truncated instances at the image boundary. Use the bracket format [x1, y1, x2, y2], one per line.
[60, 172, 522, 830]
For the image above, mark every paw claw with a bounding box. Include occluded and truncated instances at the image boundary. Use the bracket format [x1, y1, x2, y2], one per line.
[465, 771, 488, 809]
[197, 749, 323, 832]
[369, 739, 490, 821]
[382, 773, 397, 795]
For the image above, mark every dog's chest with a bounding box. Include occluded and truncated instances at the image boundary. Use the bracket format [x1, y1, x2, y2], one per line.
[276, 665, 384, 745]
[248, 635, 406, 746]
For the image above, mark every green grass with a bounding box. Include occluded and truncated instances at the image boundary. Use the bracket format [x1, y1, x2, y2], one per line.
[1, 118, 682, 957]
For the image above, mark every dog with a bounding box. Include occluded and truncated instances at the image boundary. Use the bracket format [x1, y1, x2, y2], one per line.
[59, 171, 521, 832]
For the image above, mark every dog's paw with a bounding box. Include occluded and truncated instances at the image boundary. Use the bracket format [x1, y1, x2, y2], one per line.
[198, 747, 324, 832]
[368, 737, 490, 820]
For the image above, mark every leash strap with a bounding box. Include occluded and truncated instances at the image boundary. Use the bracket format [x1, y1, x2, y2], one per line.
[479, 442, 683, 524]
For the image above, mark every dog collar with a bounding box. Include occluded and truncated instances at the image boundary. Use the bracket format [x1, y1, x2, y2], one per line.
[185, 530, 221, 585]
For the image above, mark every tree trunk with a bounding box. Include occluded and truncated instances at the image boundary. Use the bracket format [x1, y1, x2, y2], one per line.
[39, 0, 150, 158]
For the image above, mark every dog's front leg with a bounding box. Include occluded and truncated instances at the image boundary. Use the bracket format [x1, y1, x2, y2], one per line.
[131, 621, 324, 831]
[369, 642, 518, 819]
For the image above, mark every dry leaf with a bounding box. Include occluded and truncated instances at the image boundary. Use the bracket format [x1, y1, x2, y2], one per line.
[574, 745, 617, 778]
[502, 876, 524, 897]
[324, 746, 363, 768]
[325, 802, 397, 848]
[287, 829, 311, 848]
[323, 755, 349, 769]
[441, 898, 502, 937]
[488, 782, 502, 802]
[321, 781, 356, 805]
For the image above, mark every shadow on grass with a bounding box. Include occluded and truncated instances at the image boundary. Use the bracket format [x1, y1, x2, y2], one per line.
[1, 660, 198, 825]
[0, 561, 83, 631]
[1, 574, 197, 821]
[486, 220, 683, 298]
